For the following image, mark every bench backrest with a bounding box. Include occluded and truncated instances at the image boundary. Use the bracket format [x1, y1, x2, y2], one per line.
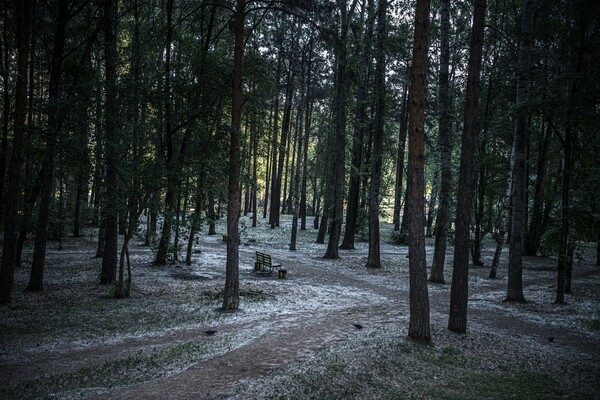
[256, 251, 272, 266]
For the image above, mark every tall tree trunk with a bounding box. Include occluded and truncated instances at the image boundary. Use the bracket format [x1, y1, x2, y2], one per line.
[556, 4, 587, 302]
[222, 0, 245, 310]
[429, 0, 450, 283]
[0, 5, 12, 222]
[324, 0, 358, 259]
[172, 184, 183, 262]
[471, 165, 487, 266]
[186, 173, 204, 265]
[406, 0, 431, 342]
[489, 143, 514, 278]
[340, 0, 374, 250]
[16, 180, 41, 266]
[290, 58, 306, 251]
[525, 121, 549, 255]
[28, 0, 69, 292]
[300, 40, 313, 231]
[155, 0, 175, 265]
[263, 106, 272, 220]
[448, 0, 486, 333]
[271, 70, 292, 228]
[505, 0, 534, 303]
[268, 75, 280, 226]
[251, 118, 258, 228]
[425, 164, 439, 238]
[100, 0, 119, 285]
[393, 84, 409, 232]
[283, 114, 296, 215]
[365, 0, 386, 269]
[207, 193, 216, 235]
[0, 0, 34, 303]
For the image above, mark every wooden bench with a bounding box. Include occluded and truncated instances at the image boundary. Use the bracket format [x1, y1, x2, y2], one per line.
[254, 251, 282, 275]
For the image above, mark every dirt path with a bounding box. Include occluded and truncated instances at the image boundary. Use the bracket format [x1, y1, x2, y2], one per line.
[3, 239, 599, 399]
[94, 246, 599, 399]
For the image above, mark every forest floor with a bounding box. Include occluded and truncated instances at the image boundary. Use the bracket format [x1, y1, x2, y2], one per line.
[1, 215, 599, 399]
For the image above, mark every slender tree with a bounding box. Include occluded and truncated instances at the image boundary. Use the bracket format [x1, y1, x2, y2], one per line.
[407, 0, 431, 342]
[448, 0, 487, 333]
[222, 0, 245, 310]
[392, 84, 408, 233]
[100, 0, 119, 284]
[290, 55, 306, 251]
[365, 0, 386, 269]
[505, 0, 535, 303]
[430, 0, 451, 284]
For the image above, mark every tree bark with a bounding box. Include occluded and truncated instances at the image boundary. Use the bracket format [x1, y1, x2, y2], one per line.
[0, 0, 34, 303]
[393, 85, 409, 233]
[448, 0, 486, 333]
[406, 0, 431, 342]
[489, 143, 514, 278]
[429, 0, 451, 283]
[222, 0, 245, 311]
[471, 165, 487, 266]
[100, 0, 119, 285]
[155, 0, 175, 265]
[268, 62, 281, 226]
[425, 164, 439, 238]
[300, 39, 313, 231]
[271, 67, 293, 228]
[365, 0, 386, 269]
[290, 57, 306, 251]
[505, 0, 535, 303]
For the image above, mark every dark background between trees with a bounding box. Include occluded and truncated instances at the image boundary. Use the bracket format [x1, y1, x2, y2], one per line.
[0, 0, 598, 340]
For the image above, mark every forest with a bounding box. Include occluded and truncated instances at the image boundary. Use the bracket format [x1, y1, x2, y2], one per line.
[0, 0, 599, 398]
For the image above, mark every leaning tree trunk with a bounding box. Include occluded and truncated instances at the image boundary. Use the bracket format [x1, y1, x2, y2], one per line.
[365, 0, 386, 269]
[222, 0, 245, 311]
[448, 0, 486, 333]
[505, 0, 534, 303]
[0, 0, 33, 303]
[430, 0, 451, 284]
[406, 0, 431, 342]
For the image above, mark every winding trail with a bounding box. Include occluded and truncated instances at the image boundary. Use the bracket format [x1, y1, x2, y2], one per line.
[2, 235, 599, 399]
